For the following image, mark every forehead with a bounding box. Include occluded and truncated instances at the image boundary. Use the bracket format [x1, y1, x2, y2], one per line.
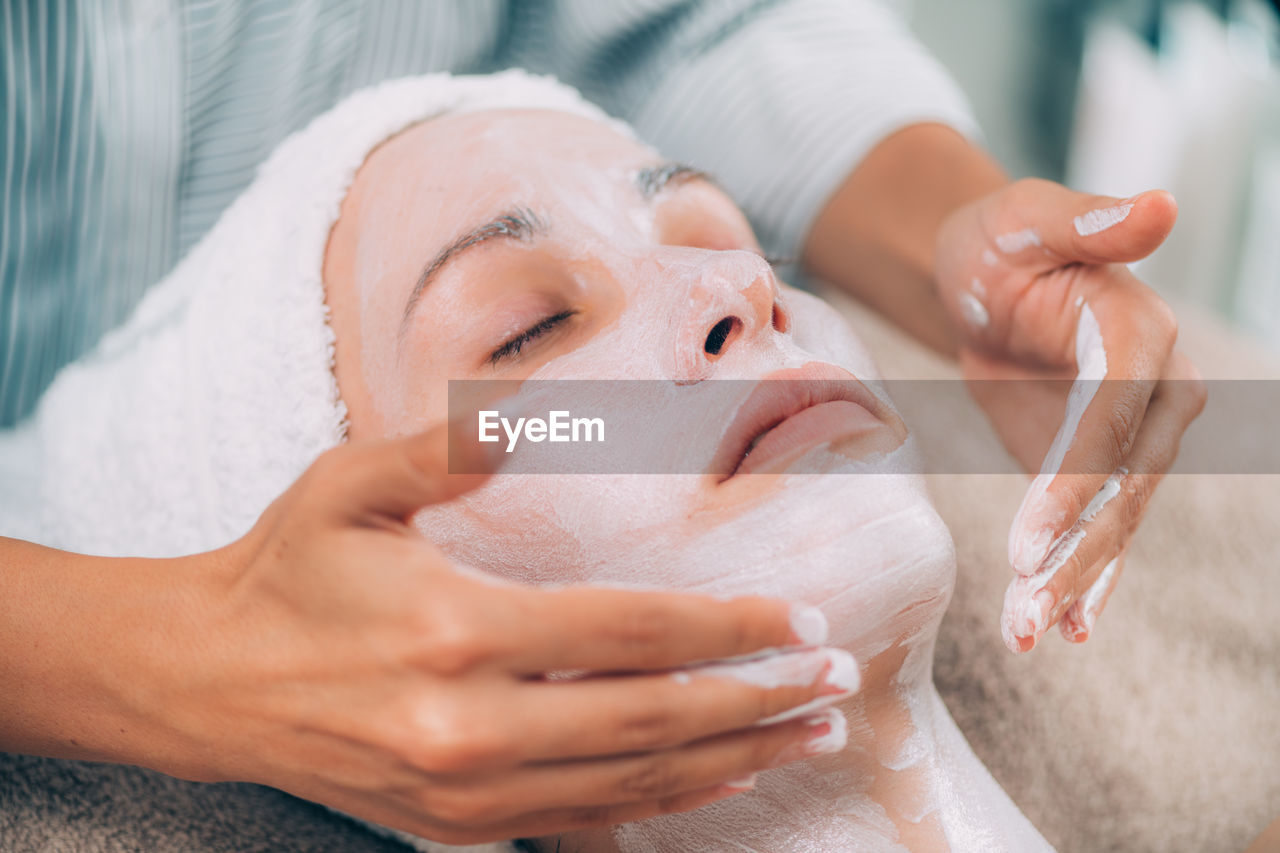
[362, 108, 651, 192]
[342, 109, 659, 267]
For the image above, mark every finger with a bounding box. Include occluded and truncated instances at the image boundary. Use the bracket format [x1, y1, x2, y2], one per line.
[985, 181, 1177, 272]
[504, 585, 829, 673]
[447, 708, 847, 827]
[507, 647, 859, 763]
[432, 781, 749, 846]
[316, 776, 750, 848]
[1001, 360, 1204, 651]
[1008, 269, 1179, 576]
[1060, 553, 1126, 643]
[313, 416, 498, 524]
[1001, 541, 1117, 654]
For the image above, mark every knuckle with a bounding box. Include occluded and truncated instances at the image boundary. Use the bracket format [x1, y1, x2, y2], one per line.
[405, 705, 500, 774]
[616, 705, 679, 751]
[1172, 358, 1208, 418]
[618, 756, 684, 799]
[1103, 408, 1139, 463]
[1060, 551, 1091, 600]
[1187, 376, 1208, 418]
[1118, 473, 1153, 526]
[1057, 474, 1097, 519]
[307, 445, 354, 489]
[415, 609, 494, 675]
[1140, 291, 1179, 346]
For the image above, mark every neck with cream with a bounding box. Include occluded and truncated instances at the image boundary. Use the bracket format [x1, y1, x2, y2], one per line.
[545, 629, 1050, 853]
[819, 640, 1051, 853]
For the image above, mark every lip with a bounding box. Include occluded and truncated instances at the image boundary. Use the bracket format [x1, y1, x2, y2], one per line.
[710, 362, 907, 480]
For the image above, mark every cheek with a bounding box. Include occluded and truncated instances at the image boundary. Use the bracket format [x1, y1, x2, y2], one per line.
[415, 465, 957, 672]
[594, 473, 957, 660]
[353, 271, 470, 436]
[784, 288, 881, 381]
[528, 301, 677, 381]
[413, 472, 709, 585]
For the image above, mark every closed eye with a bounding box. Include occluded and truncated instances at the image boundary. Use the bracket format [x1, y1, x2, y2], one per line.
[489, 309, 577, 365]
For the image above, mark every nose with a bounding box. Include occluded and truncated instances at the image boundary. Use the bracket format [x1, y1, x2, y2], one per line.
[674, 251, 790, 375]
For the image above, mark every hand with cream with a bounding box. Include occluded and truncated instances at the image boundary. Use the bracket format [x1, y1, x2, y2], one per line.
[197, 419, 859, 846]
[933, 178, 1207, 651]
[801, 126, 1203, 655]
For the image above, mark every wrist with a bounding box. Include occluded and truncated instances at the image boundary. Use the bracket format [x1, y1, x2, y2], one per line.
[0, 540, 234, 780]
[803, 123, 1007, 354]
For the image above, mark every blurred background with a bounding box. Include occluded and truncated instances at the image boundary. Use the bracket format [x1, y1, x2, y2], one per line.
[898, 0, 1280, 351]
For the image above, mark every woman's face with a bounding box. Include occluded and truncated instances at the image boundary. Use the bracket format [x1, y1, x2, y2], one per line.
[324, 109, 954, 662]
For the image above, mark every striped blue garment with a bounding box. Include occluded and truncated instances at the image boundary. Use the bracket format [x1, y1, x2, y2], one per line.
[0, 0, 974, 426]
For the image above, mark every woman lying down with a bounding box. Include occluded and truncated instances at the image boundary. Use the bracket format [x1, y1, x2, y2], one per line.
[1, 73, 1052, 851]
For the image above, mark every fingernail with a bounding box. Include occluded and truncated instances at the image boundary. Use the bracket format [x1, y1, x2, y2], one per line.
[789, 604, 828, 646]
[772, 708, 849, 766]
[706, 648, 829, 691]
[1059, 610, 1088, 643]
[723, 774, 757, 791]
[754, 649, 858, 726]
[1014, 588, 1054, 638]
[819, 648, 860, 696]
[802, 708, 848, 756]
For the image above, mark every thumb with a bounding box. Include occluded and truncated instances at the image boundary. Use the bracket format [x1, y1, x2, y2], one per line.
[316, 415, 500, 525]
[990, 181, 1177, 269]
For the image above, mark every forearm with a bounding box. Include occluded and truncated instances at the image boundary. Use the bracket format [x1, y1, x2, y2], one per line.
[0, 537, 225, 778]
[802, 123, 1008, 354]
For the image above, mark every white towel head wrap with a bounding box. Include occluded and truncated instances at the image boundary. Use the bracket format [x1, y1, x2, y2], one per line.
[4, 71, 627, 556]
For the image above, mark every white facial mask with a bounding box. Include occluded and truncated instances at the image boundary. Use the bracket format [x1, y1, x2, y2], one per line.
[415, 283, 951, 642]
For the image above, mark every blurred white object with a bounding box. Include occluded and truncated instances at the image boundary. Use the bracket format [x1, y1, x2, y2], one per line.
[1235, 138, 1280, 341]
[1067, 2, 1280, 347]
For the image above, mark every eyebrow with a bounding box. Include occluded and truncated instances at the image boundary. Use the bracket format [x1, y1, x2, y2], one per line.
[398, 162, 715, 337]
[635, 162, 712, 199]
[400, 206, 546, 334]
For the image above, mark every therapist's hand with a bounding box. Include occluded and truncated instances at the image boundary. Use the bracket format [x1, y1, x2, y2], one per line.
[934, 179, 1206, 651]
[803, 127, 1203, 655]
[160, 422, 851, 844]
